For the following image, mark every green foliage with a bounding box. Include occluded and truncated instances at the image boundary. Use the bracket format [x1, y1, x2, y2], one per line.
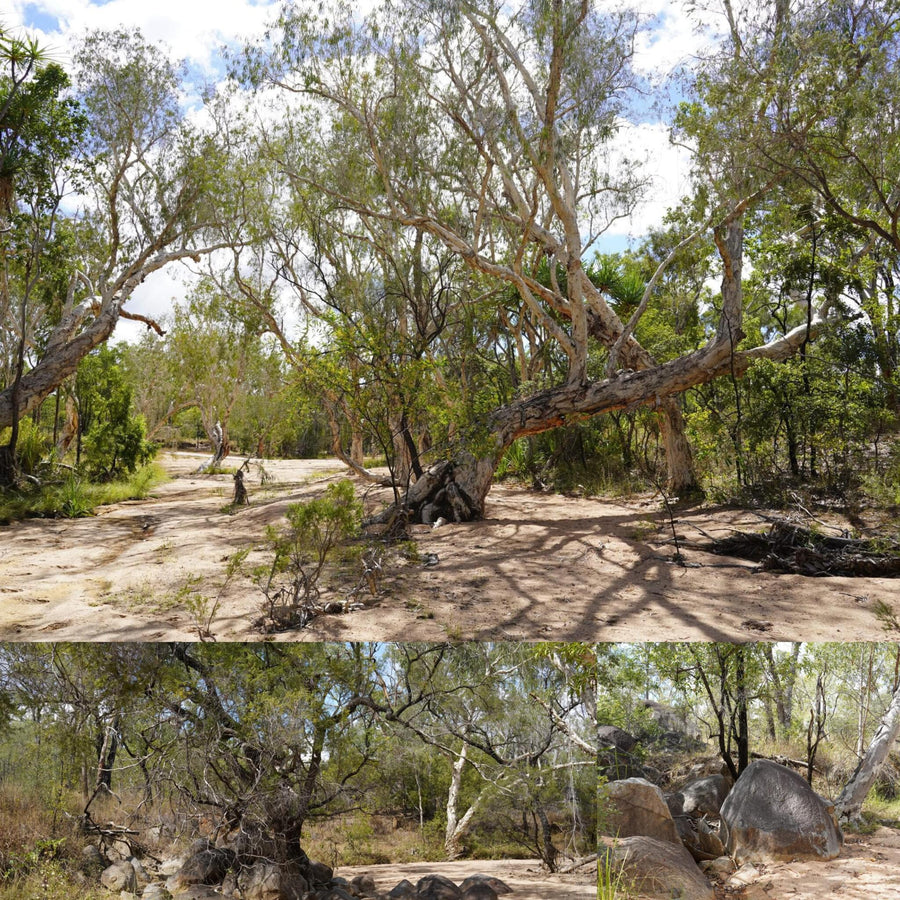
[255, 480, 363, 631]
[0, 420, 45, 476]
[54, 476, 92, 518]
[75, 346, 155, 479]
[598, 848, 633, 900]
[183, 548, 251, 640]
[0, 461, 166, 522]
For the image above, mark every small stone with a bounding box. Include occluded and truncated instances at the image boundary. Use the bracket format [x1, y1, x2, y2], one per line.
[728, 862, 761, 886]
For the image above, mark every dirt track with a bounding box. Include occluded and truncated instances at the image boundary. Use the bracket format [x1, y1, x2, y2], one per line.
[0, 451, 898, 642]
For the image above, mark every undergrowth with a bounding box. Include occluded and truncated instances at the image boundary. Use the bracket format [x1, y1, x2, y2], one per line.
[0, 462, 167, 524]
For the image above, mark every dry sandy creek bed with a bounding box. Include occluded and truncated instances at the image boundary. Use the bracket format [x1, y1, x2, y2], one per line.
[338, 829, 900, 900]
[337, 829, 900, 900]
[0, 451, 898, 642]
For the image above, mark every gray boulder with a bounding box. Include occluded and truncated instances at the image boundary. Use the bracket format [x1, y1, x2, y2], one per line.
[415, 874, 461, 899]
[679, 774, 731, 817]
[387, 879, 416, 898]
[720, 760, 843, 863]
[460, 886, 495, 900]
[82, 844, 107, 876]
[159, 857, 187, 877]
[240, 862, 309, 900]
[320, 888, 356, 900]
[170, 887, 223, 900]
[596, 725, 637, 752]
[458, 876, 511, 895]
[101, 861, 138, 893]
[604, 778, 681, 844]
[665, 791, 685, 818]
[142, 885, 173, 900]
[307, 861, 334, 887]
[350, 873, 378, 896]
[610, 836, 716, 900]
[170, 847, 234, 890]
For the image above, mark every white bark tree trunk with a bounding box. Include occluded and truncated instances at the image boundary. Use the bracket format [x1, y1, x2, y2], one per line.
[444, 743, 482, 860]
[835, 683, 900, 823]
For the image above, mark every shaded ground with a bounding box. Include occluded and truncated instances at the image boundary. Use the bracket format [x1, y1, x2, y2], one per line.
[336, 858, 595, 900]
[0, 452, 898, 642]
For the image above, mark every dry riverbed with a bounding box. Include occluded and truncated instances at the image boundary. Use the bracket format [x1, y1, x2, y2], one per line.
[0, 451, 898, 642]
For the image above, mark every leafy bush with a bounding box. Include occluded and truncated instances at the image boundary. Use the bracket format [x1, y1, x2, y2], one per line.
[75, 346, 155, 480]
[54, 476, 92, 518]
[255, 480, 363, 631]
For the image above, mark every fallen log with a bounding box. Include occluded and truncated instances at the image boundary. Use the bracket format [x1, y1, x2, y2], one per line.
[709, 520, 900, 578]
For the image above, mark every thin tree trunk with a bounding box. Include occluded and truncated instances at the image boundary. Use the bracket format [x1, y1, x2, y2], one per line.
[444, 743, 482, 860]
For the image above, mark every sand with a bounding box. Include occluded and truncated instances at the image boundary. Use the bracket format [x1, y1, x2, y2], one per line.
[0, 451, 898, 642]
[335, 857, 595, 900]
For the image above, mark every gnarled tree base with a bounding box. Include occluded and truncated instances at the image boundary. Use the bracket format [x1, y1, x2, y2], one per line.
[365, 452, 497, 528]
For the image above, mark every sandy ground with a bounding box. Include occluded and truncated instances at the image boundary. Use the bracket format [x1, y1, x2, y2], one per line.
[335, 858, 595, 900]
[0, 451, 898, 642]
[718, 827, 900, 899]
[327, 831, 900, 900]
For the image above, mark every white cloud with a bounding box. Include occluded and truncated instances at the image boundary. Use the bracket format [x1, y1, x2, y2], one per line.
[8, 0, 282, 74]
[110, 265, 188, 345]
[632, 0, 725, 78]
[605, 120, 694, 239]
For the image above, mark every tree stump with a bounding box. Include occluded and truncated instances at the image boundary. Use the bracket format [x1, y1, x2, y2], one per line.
[232, 470, 249, 505]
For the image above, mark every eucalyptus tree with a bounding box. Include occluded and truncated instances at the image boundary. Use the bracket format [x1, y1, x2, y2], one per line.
[367, 643, 597, 867]
[0, 30, 241, 445]
[235, 0, 895, 521]
[0, 27, 85, 483]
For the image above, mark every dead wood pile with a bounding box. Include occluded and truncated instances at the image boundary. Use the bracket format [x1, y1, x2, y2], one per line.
[710, 521, 900, 577]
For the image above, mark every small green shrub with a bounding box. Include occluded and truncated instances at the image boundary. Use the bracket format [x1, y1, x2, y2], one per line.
[55, 477, 93, 518]
[13, 420, 48, 476]
[255, 480, 363, 632]
[597, 847, 633, 899]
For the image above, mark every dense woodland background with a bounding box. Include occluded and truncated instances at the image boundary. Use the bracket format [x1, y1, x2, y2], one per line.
[0, 643, 899, 897]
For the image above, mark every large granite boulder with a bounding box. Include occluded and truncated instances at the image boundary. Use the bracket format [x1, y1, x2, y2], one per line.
[171, 846, 234, 887]
[720, 760, 843, 863]
[604, 778, 681, 844]
[101, 861, 138, 893]
[679, 774, 731, 817]
[459, 885, 496, 900]
[308, 861, 335, 887]
[416, 874, 462, 899]
[609, 836, 716, 900]
[459, 876, 512, 895]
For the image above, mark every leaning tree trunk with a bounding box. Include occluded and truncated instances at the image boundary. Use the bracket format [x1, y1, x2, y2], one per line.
[835, 683, 900, 823]
[369, 228, 822, 528]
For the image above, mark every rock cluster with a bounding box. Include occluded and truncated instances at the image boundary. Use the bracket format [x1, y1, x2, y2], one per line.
[96, 839, 514, 900]
[598, 752, 844, 899]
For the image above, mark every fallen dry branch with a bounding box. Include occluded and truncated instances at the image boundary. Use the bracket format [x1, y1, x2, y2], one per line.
[709, 521, 900, 578]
